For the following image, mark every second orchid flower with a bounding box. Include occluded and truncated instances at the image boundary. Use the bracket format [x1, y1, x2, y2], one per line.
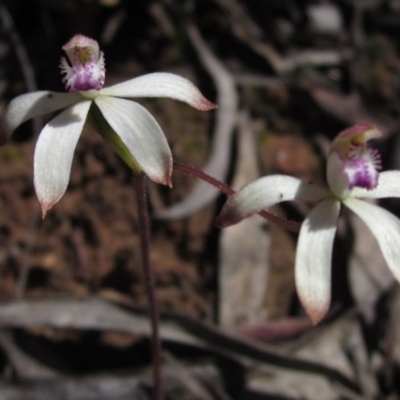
[216, 123, 400, 324]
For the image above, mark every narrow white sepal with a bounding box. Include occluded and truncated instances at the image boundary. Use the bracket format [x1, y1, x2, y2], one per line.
[343, 197, 400, 284]
[216, 175, 329, 227]
[94, 96, 172, 185]
[349, 171, 400, 199]
[34, 100, 92, 214]
[2, 91, 82, 137]
[295, 198, 340, 325]
[99, 72, 216, 111]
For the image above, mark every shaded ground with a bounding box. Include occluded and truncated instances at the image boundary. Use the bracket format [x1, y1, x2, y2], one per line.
[1, 0, 400, 399]
[0, 99, 215, 315]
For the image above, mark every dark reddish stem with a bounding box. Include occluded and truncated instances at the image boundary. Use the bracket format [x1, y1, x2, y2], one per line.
[134, 173, 163, 400]
[173, 162, 301, 233]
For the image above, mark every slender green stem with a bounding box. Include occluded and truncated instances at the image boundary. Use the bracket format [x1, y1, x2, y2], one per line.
[134, 173, 163, 400]
[173, 162, 301, 233]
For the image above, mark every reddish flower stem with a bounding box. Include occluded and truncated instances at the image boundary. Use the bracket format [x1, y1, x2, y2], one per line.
[173, 162, 301, 233]
[134, 173, 163, 400]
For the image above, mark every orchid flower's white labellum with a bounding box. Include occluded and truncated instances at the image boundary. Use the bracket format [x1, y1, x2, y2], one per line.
[1, 34, 215, 213]
[60, 34, 105, 92]
[328, 122, 382, 198]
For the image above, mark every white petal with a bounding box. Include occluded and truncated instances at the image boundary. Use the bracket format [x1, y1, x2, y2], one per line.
[95, 96, 172, 185]
[100, 72, 216, 111]
[295, 198, 340, 325]
[216, 175, 329, 227]
[326, 151, 350, 199]
[1, 91, 82, 140]
[343, 197, 400, 284]
[349, 171, 400, 199]
[34, 100, 91, 214]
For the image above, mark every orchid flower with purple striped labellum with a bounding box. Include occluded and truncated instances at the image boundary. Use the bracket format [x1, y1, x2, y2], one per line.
[1, 34, 216, 216]
[216, 123, 400, 325]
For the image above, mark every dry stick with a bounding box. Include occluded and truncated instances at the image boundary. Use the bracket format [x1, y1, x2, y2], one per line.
[173, 162, 301, 233]
[134, 173, 164, 400]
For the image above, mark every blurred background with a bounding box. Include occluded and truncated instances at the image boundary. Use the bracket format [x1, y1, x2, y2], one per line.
[0, 0, 400, 398]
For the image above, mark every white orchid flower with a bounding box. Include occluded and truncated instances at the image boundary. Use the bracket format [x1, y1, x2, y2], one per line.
[1, 34, 216, 215]
[216, 123, 400, 324]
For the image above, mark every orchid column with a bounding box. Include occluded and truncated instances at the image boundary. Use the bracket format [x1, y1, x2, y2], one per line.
[2, 34, 216, 400]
